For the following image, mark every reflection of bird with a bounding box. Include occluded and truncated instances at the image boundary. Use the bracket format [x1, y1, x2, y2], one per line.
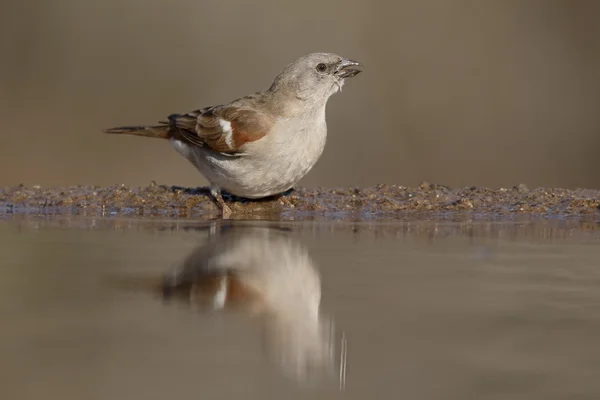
[162, 224, 336, 383]
[104, 53, 363, 217]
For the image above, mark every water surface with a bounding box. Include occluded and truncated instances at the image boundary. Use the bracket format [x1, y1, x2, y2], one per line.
[2, 216, 600, 399]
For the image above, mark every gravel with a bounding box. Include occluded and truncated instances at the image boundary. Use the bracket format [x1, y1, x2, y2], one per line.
[1, 182, 599, 219]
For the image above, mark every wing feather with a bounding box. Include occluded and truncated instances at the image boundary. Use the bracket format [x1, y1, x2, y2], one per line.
[167, 102, 273, 156]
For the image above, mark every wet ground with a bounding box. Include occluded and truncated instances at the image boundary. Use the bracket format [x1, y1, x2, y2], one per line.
[2, 216, 600, 399]
[1, 183, 599, 219]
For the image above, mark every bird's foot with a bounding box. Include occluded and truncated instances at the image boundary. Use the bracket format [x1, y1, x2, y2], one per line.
[210, 185, 232, 219]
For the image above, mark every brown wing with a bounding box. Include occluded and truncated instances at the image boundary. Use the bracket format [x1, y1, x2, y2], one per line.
[164, 103, 273, 156]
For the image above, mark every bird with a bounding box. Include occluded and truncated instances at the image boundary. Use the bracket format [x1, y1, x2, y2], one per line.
[103, 52, 363, 217]
[161, 223, 337, 383]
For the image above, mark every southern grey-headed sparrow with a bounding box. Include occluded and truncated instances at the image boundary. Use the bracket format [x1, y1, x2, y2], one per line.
[162, 224, 336, 383]
[103, 53, 363, 216]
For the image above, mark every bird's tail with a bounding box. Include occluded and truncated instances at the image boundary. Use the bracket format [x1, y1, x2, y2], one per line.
[103, 124, 170, 139]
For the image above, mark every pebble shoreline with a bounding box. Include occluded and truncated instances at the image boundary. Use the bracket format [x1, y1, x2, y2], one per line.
[1, 182, 599, 219]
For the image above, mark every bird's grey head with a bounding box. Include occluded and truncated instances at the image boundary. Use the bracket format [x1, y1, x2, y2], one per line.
[269, 53, 363, 107]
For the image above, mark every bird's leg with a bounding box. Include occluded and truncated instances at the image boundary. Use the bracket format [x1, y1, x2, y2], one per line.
[210, 184, 232, 218]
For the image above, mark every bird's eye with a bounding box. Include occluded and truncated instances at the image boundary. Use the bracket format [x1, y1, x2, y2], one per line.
[316, 63, 328, 73]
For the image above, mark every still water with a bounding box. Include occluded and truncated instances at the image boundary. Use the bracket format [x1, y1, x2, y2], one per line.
[2, 215, 600, 399]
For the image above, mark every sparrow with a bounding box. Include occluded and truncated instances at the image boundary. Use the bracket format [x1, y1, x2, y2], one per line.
[103, 52, 363, 216]
[161, 224, 337, 383]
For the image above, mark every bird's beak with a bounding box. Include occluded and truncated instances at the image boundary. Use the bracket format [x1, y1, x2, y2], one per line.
[334, 59, 363, 78]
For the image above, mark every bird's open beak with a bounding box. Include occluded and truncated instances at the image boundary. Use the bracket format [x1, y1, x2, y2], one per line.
[334, 59, 363, 78]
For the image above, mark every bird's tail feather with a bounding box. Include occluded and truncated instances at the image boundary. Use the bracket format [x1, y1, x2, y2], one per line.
[103, 124, 170, 139]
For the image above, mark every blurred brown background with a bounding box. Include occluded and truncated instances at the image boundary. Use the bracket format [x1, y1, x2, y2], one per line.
[1, 0, 599, 190]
